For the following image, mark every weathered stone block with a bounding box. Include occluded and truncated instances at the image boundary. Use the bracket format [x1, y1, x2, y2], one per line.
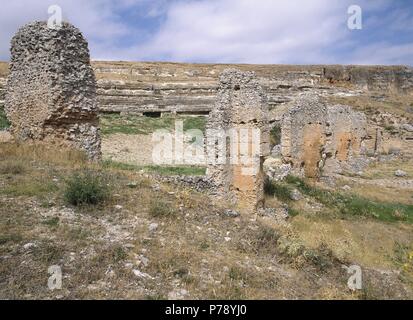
[5, 21, 101, 160]
[281, 95, 367, 179]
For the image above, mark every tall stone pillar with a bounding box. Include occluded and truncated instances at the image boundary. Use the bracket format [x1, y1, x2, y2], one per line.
[5, 21, 101, 160]
[206, 69, 270, 213]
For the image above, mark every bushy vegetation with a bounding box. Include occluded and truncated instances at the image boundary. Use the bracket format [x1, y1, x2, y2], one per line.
[264, 178, 292, 202]
[64, 169, 111, 206]
[149, 198, 176, 218]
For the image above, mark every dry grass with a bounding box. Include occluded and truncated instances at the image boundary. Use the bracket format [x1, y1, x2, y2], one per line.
[0, 141, 412, 299]
[362, 159, 413, 180]
[0, 160, 27, 175]
[0, 142, 87, 167]
[291, 215, 413, 269]
[0, 62, 8, 77]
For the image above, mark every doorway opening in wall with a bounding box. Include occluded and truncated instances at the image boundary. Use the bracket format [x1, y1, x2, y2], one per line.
[143, 112, 162, 118]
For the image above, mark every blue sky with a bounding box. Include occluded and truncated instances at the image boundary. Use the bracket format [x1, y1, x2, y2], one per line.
[0, 0, 412, 65]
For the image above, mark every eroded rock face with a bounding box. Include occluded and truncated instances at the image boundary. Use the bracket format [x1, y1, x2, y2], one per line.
[206, 69, 270, 213]
[281, 95, 368, 179]
[5, 21, 101, 160]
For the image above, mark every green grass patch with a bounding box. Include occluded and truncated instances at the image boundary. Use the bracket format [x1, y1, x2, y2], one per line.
[1, 178, 58, 197]
[102, 160, 141, 171]
[183, 116, 206, 132]
[0, 106, 10, 130]
[101, 114, 207, 136]
[103, 160, 206, 176]
[266, 175, 413, 223]
[42, 217, 59, 228]
[264, 178, 292, 202]
[145, 165, 206, 176]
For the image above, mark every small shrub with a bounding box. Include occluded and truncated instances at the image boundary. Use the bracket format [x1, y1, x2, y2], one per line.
[264, 179, 292, 202]
[228, 266, 248, 281]
[251, 225, 280, 255]
[111, 245, 128, 263]
[42, 217, 59, 228]
[149, 198, 176, 218]
[64, 170, 111, 206]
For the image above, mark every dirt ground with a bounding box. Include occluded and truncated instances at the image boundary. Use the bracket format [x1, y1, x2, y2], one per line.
[102, 134, 154, 165]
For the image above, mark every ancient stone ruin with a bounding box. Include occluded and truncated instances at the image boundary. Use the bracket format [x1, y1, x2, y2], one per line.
[281, 95, 367, 179]
[5, 21, 101, 160]
[206, 69, 270, 213]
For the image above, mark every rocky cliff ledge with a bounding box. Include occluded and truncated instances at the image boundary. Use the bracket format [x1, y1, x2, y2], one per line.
[0, 61, 412, 115]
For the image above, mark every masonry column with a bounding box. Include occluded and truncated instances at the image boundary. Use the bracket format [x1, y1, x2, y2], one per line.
[206, 69, 270, 213]
[5, 21, 101, 160]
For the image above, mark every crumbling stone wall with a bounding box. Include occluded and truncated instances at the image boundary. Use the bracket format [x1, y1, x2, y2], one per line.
[5, 21, 101, 160]
[206, 69, 270, 213]
[281, 95, 367, 179]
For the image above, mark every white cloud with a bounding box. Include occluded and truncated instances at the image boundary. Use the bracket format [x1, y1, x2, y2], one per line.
[132, 0, 351, 63]
[0, 0, 140, 60]
[0, 0, 411, 65]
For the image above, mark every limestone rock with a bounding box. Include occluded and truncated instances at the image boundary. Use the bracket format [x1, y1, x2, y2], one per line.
[289, 189, 303, 201]
[395, 170, 407, 177]
[148, 223, 159, 232]
[401, 124, 413, 132]
[224, 209, 240, 218]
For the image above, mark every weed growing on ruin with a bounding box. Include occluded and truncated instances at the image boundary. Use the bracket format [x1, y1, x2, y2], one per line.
[64, 169, 111, 206]
[269, 125, 281, 147]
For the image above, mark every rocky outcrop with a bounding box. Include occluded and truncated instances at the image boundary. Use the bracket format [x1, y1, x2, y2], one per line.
[4, 21, 101, 160]
[93, 62, 413, 115]
[323, 65, 413, 93]
[1, 61, 411, 116]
